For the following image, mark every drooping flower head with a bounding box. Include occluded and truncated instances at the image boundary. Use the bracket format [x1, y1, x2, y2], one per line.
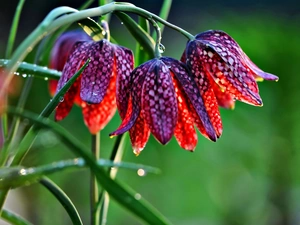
[182, 30, 278, 109]
[51, 31, 134, 134]
[110, 57, 219, 155]
[111, 30, 278, 155]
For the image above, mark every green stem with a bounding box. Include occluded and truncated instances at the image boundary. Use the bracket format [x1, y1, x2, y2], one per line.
[0, 77, 33, 167]
[151, 19, 163, 58]
[99, 134, 127, 224]
[1, 208, 33, 225]
[1, 0, 26, 140]
[91, 132, 100, 225]
[1, 2, 194, 98]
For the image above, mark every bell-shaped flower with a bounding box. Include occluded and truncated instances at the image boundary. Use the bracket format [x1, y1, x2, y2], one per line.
[182, 30, 278, 109]
[110, 57, 219, 155]
[52, 32, 134, 134]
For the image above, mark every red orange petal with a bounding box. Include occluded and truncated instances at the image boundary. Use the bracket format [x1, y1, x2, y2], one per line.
[55, 77, 81, 121]
[186, 41, 223, 138]
[81, 62, 117, 134]
[110, 60, 152, 136]
[129, 115, 150, 155]
[171, 74, 197, 151]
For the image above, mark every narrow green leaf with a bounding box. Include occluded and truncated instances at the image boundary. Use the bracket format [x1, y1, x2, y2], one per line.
[115, 12, 155, 58]
[39, 59, 89, 118]
[0, 158, 160, 189]
[40, 177, 83, 225]
[10, 59, 90, 167]
[5, 0, 26, 58]
[8, 109, 172, 225]
[157, 0, 172, 34]
[1, 209, 32, 225]
[99, 133, 128, 224]
[78, 17, 105, 41]
[0, 59, 61, 80]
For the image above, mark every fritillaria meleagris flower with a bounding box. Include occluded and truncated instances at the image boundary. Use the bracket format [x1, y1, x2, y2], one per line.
[110, 57, 218, 155]
[52, 31, 134, 134]
[111, 30, 278, 155]
[182, 30, 278, 110]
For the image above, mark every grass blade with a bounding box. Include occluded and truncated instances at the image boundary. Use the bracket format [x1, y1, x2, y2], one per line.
[5, 0, 26, 58]
[40, 177, 83, 225]
[0, 158, 160, 189]
[1, 209, 33, 225]
[0, 59, 61, 80]
[8, 109, 172, 225]
[5, 59, 90, 167]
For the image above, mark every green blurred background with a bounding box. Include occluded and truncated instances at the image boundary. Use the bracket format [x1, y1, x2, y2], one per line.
[1, 0, 299, 224]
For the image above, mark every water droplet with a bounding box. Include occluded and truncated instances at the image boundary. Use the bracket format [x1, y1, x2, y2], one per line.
[121, 22, 124, 25]
[137, 169, 146, 177]
[59, 96, 64, 102]
[101, 31, 106, 36]
[14, 72, 20, 76]
[21, 74, 27, 78]
[19, 169, 27, 175]
[134, 193, 141, 200]
[44, 77, 49, 81]
[158, 43, 165, 54]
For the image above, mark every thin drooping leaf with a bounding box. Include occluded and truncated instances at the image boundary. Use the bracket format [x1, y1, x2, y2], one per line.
[1, 209, 33, 225]
[10, 59, 90, 166]
[8, 109, 172, 225]
[0, 60, 92, 214]
[40, 177, 83, 225]
[0, 59, 61, 80]
[0, 158, 160, 189]
[115, 12, 155, 58]
[78, 17, 106, 41]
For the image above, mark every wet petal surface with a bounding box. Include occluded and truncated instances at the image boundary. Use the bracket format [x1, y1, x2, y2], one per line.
[80, 40, 115, 104]
[81, 64, 117, 134]
[141, 59, 178, 144]
[186, 41, 223, 138]
[115, 46, 134, 119]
